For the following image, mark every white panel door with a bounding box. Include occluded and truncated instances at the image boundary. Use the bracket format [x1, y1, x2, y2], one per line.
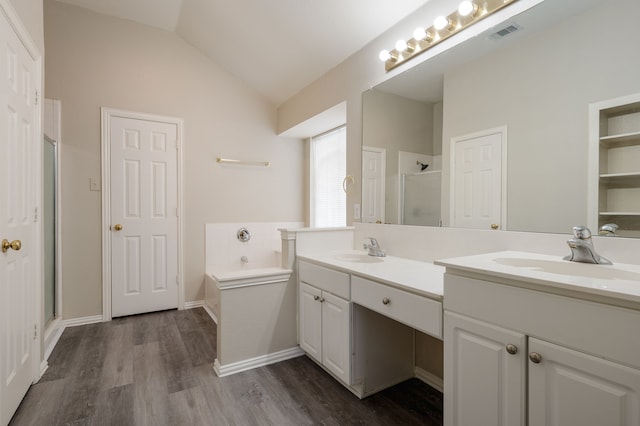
[322, 291, 351, 384]
[529, 338, 640, 426]
[110, 116, 178, 317]
[299, 282, 322, 363]
[361, 147, 385, 223]
[452, 130, 503, 230]
[0, 11, 37, 425]
[444, 312, 526, 426]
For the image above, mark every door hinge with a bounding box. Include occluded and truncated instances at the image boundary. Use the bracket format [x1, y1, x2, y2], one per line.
[34, 90, 39, 106]
[33, 324, 37, 339]
[34, 207, 39, 222]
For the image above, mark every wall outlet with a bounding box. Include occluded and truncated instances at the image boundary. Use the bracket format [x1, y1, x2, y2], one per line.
[89, 177, 100, 191]
[354, 203, 361, 220]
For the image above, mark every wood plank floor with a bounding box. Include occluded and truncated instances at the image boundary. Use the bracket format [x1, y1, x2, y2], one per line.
[10, 308, 443, 425]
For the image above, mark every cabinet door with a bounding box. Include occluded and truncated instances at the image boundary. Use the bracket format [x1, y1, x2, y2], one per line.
[322, 291, 351, 384]
[444, 312, 526, 426]
[529, 338, 640, 426]
[299, 283, 322, 363]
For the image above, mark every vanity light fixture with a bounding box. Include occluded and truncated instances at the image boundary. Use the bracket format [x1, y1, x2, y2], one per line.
[379, 0, 519, 72]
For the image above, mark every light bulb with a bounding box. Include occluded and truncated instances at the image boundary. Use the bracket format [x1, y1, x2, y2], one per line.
[413, 27, 427, 41]
[434, 16, 450, 30]
[379, 50, 391, 62]
[458, 1, 476, 17]
[395, 39, 408, 52]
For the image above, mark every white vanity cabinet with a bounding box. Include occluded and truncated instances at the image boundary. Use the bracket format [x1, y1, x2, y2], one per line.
[298, 261, 351, 384]
[528, 337, 640, 426]
[443, 271, 640, 426]
[444, 311, 526, 426]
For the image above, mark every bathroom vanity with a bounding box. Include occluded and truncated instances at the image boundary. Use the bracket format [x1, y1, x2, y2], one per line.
[436, 251, 640, 426]
[297, 251, 444, 397]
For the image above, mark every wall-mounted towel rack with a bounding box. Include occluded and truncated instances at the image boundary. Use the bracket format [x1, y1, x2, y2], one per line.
[216, 157, 270, 167]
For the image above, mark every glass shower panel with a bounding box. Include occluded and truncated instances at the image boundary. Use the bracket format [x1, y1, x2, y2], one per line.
[401, 171, 442, 226]
[44, 136, 56, 325]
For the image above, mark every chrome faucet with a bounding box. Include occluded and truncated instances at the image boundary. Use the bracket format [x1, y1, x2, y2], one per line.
[564, 226, 612, 265]
[598, 223, 619, 236]
[363, 237, 386, 257]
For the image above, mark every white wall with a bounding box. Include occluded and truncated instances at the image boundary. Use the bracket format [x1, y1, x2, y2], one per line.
[44, 1, 304, 319]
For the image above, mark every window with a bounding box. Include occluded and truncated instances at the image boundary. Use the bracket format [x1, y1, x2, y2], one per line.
[310, 126, 346, 227]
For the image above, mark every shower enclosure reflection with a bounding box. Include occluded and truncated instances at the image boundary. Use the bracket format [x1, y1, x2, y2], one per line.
[43, 135, 57, 326]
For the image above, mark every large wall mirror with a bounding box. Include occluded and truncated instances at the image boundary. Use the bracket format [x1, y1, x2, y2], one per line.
[362, 0, 640, 236]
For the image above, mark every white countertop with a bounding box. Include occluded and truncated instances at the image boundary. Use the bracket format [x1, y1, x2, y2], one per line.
[435, 250, 640, 305]
[297, 250, 444, 300]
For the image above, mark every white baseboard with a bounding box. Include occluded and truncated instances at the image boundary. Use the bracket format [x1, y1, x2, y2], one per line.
[415, 366, 444, 393]
[214, 346, 304, 377]
[37, 360, 49, 382]
[184, 300, 204, 309]
[44, 318, 65, 361]
[201, 303, 218, 324]
[62, 315, 104, 328]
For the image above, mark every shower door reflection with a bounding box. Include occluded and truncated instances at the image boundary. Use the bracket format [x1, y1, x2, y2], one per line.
[400, 171, 442, 226]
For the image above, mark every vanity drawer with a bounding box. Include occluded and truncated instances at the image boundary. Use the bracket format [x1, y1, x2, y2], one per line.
[351, 275, 442, 339]
[298, 260, 350, 300]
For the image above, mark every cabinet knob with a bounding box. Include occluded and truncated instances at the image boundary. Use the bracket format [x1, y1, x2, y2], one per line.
[490, 223, 499, 230]
[505, 344, 518, 355]
[529, 352, 542, 364]
[319, 297, 325, 303]
[313, 295, 320, 301]
[382, 297, 390, 305]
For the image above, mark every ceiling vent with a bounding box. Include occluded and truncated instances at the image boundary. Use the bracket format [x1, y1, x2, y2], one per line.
[489, 23, 522, 40]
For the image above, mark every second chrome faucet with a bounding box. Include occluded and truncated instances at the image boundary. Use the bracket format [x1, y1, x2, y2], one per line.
[564, 226, 612, 265]
[363, 237, 386, 257]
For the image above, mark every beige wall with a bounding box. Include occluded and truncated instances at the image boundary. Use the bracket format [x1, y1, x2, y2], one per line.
[441, 0, 640, 233]
[44, 1, 304, 319]
[9, 0, 44, 53]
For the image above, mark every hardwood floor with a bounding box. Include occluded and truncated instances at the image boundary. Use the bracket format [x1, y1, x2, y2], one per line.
[10, 308, 443, 425]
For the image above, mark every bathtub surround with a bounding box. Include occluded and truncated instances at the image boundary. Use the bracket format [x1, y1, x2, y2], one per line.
[205, 222, 303, 376]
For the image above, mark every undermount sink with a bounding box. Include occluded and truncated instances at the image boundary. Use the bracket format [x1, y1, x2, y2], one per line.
[334, 253, 384, 264]
[493, 257, 640, 282]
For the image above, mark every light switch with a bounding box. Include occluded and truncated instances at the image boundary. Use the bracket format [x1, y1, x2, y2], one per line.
[89, 177, 100, 191]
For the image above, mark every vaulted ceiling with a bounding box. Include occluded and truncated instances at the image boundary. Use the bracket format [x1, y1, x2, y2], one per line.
[56, 0, 430, 105]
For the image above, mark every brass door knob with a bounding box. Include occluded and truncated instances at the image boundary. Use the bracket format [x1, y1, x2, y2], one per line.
[1, 239, 21, 253]
[113, 224, 123, 231]
[490, 224, 499, 230]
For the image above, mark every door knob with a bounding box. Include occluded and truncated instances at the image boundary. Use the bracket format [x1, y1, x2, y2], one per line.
[113, 224, 123, 231]
[1, 239, 21, 253]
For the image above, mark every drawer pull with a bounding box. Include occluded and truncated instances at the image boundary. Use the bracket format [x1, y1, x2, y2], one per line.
[382, 297, 390, 305]
[506, 344, 518, 355]
[529, 352, 542, 364]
